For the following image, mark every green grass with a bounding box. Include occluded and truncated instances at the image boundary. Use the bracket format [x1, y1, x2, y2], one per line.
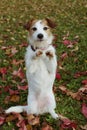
[0, 0, 87, 129]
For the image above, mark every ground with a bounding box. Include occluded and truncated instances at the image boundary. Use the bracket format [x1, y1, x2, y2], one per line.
[0, 0, 87, 130]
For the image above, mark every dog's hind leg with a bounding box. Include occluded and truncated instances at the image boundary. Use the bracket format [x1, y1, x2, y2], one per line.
[5, 105, 28, 114]
[49, 109, 59, 119]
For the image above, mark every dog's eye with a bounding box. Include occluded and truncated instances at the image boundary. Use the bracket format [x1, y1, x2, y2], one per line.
[32, 27, 37, 31]
[43, 27, 48, 30]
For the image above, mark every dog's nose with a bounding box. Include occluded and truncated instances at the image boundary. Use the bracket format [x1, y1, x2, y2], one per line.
[37, 33, 43, 39]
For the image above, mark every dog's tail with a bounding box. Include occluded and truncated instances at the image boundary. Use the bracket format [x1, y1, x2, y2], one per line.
[5, 106, 27, 114]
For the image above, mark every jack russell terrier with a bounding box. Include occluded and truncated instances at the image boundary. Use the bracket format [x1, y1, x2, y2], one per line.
[6, 18, 58, 119]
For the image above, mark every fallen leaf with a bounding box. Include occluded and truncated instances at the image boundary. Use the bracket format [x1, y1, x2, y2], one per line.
[82, 103, 87, 118]
[62, 40, 71, 46]
[4, 86, 11, 92]
[10, 95, 20, 102]
[80, 124, 87, 130]
[60, 52, 68, 60]
[82, 79, 87, 85]
[11, 47, 18, 55]
[59, 114, 77, 129]
[14, 113, 27, 130]
[12, 67, 24, 79]
[26, 124, 32, 130]
[56, 73, 61, 80]
[27, 114, 40, 125]
[0, 67, 7, 80]
[19, 42, 28, 48]
[58, 85, 79, 100]
[41, 122, 53, 130]
[9, 88, 19, 95]
[4, 96, 10, 104]
[0, 67, 7, 74]
[71, 45, 79, 52]
[74, 71, 87, 78]
[6, 114, 17, 122]
[58, 85, 67, 93]
[17, 85, 28, 91]
[0, 116, 5, 125]
[12, 59, 24, 65]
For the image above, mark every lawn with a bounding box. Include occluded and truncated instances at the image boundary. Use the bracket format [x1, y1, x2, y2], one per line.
[0, 0, 87, 129]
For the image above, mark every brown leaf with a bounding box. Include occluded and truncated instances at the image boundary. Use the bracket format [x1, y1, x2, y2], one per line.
[12, 59, 24, 65]
[6, 114, 17, 122]
[27, 114, 40, 125]
[58, 85, 80, 100]
[58, 85, 67, 93]
[10, 95, 20, 102]
[80, 124, 87, 130]
[26, 124, 32, 130]
[41, 122, 53, 130]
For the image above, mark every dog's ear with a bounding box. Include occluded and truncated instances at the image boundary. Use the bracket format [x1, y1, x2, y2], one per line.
[23, 19, 34, 30]
[45, 18, 57, 28]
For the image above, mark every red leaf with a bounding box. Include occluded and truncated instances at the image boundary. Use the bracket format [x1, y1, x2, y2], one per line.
[9, 89, 19, 95]
[61, 118, 77, 129]
[60, 52, 68, 60]
[56, 73, 61, 80]
[0, 67, 7, 74]
[82, 103, 87, 118]
[62, 40, 70, 45]
[59, 115, 77, 129]
[62, 40, 71, 46]
[12, 113, 27, 130]
[74, 71, 87, 78]
[12, 68, 24, 79]
[4, 86, 11, 92]
[82, 79, 87, 85]
[0, 116, 5, 125]
[17, 85, 28, 91]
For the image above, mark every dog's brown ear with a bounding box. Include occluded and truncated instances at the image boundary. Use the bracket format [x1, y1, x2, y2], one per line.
[45, 18, 57, 28]
[23, 19, 34, 30]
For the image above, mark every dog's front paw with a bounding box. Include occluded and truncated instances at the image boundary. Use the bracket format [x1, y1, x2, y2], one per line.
[46, 51, 54, 59]
[36, 50, 43, 57]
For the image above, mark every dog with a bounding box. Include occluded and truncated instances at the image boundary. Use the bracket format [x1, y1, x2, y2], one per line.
[5, 18, 58, 119]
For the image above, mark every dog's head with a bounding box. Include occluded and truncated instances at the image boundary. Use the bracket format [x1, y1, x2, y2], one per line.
[24, 18, 56, 47]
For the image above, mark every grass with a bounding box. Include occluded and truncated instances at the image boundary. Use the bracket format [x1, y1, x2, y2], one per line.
[0, 0, 87, 129]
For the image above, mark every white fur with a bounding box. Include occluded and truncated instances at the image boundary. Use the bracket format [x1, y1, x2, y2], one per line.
[6, 20, 58, 119]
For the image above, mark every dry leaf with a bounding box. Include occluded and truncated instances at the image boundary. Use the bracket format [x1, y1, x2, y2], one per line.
[6, 114, 17, 122]
[10, 95, 20, 102]
[81, 103, 87, 118]
[27, 114, 40, 125]
[26, 124, 32, 130]
[80, 124, 87, 130]
[41, 122, 53, 130]
[0, 116, 5, 125]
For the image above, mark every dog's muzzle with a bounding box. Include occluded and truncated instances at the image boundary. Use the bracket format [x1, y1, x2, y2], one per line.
[37, 33, 44, 40]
